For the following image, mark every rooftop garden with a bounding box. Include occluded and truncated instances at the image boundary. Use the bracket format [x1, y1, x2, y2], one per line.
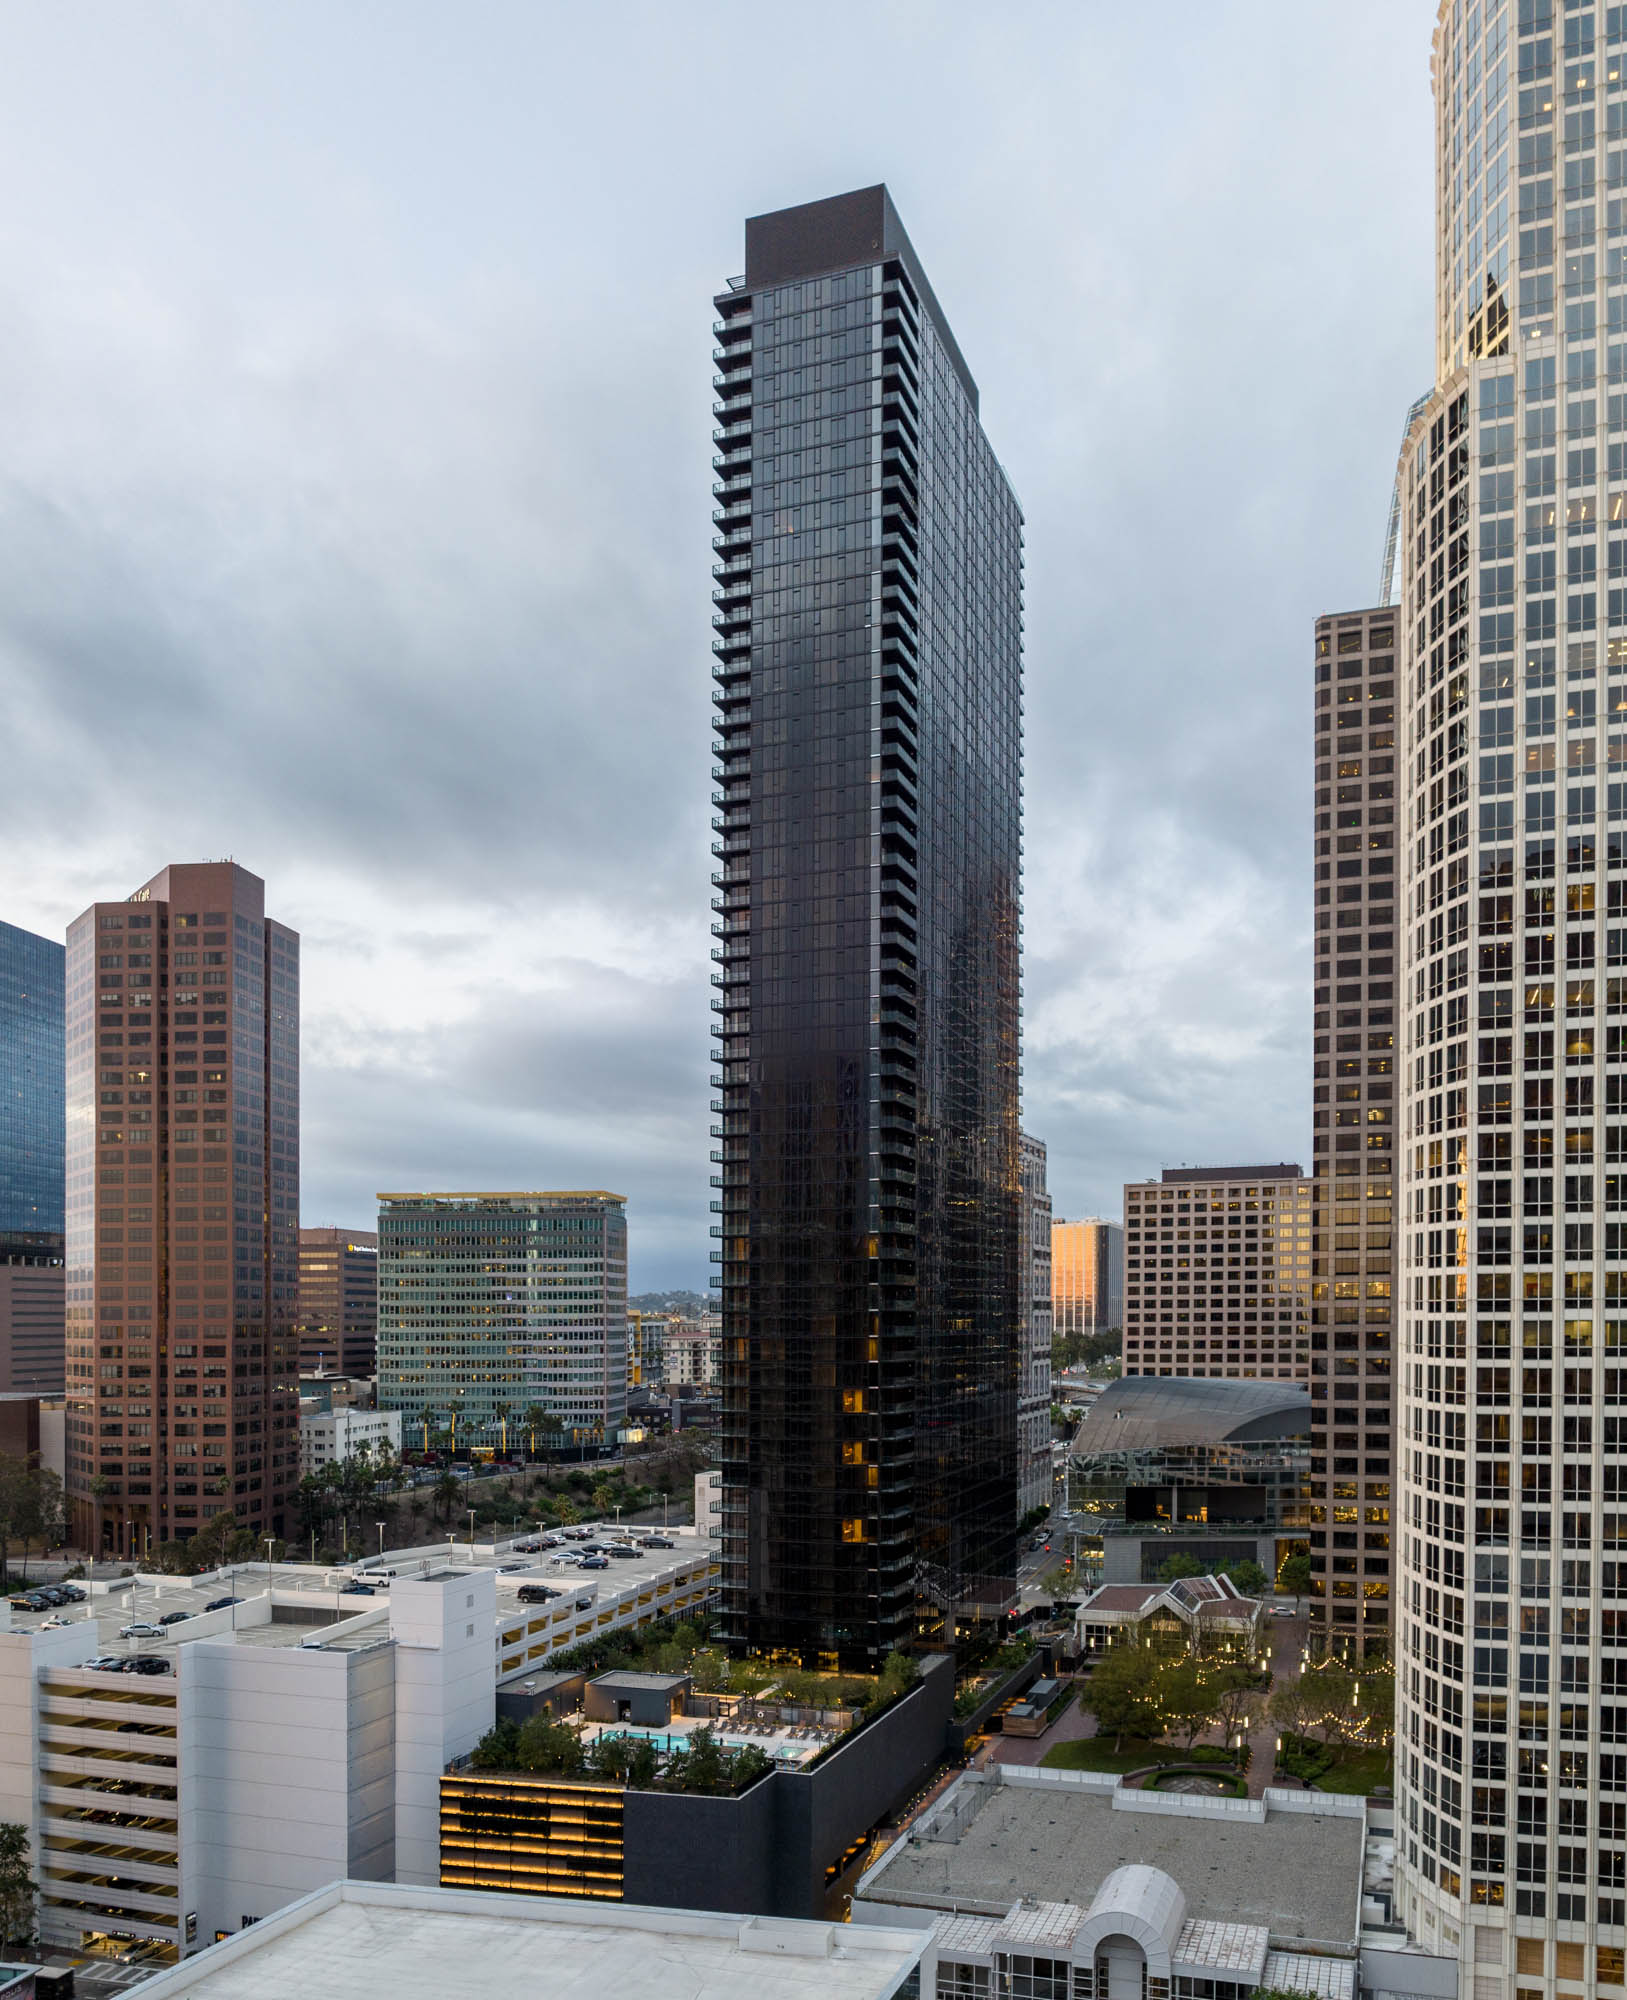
[468, 1714, 771, 1795]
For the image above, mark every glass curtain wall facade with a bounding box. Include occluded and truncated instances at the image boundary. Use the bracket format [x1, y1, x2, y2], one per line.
[0, 919, 64, 1246]
[376, 1192, 628, 1449]
[62, 862, 300, 1555]
[1310, 608, 1401, 1659]
[1396, 0, 1627, 1972]
[1018, 1133, 1054, 1519]
[712, 186, 1023, 1668]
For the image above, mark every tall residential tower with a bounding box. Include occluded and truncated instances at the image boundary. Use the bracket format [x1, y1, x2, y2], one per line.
[63, 862, 299, 1554]
[1396, 0, 1627, 1976]
[712, 187, 1024, 1667]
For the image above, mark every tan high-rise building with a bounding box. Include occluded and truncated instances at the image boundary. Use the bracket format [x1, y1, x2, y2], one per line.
[1051, 1217, 1123, 1338]
[297, 1227, 378, 1379]
[63, 862, 299, 1556]
[1309, 606, 1400, 1658]
[1122, 1167, 1311, 1380]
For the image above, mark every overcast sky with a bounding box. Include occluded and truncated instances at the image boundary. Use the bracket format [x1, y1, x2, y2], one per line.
[0, 2, 1434, 1288]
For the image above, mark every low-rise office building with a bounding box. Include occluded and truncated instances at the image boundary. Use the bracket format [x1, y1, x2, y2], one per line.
[297, 1406, 402, 1478]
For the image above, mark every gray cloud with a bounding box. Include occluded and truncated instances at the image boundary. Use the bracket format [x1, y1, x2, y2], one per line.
[0, 0, 1431, 1281]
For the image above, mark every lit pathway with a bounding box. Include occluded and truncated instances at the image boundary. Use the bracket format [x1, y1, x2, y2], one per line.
[1243, 1609, 1308, 1797]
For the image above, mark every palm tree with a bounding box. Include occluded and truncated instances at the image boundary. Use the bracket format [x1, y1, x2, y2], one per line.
[522, 1404, 547, 1460]
[434, 1468, 461, 1525]
[87, 1473, 109, 1566]
[492, 1401, 512, 1460]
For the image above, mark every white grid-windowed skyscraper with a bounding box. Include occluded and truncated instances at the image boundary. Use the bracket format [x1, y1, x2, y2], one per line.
[1397, 0, 1627, 1978]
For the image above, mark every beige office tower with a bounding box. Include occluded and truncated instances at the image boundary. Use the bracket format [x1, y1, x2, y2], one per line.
[1122, 1167, 1312, 1378]
[1395, 1, 1627, 1972]
[1310, 606, 1401, 1659]
[63, 862, 299, 1556]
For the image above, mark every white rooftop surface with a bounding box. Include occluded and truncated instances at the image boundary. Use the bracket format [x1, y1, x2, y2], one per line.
[123, 1883, 928, 2000]
[4, 1522, 717, 1666]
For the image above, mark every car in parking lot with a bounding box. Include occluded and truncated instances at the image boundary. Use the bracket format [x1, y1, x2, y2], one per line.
[564, 1527, 593, 1541]
[158, 1610, 190, 1626]
[516, 1584, 559, 1604]
[120, 1622, 164, 1639]
[605, 1546, 640, 1560]
[34, 1586, 70, 1607]
[638, 1536, 674, 1549]
[125, 1656, 171, 1675]
[57, 1584, 87, 1603]
[496, 1561, 528, 1573]
[9, 1594, 48, 1613]
[204, 1596, 241, 1613]
[340, 1581, 376, 1596]
[578, 1555, 609, 1570]
[88, 1656, 126, 1672]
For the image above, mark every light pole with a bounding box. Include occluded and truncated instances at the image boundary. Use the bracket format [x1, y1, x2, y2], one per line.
[265, 1535, 275, 1603]
[468, 1508, 477, 1555]
[376, 1521, 386, 1560]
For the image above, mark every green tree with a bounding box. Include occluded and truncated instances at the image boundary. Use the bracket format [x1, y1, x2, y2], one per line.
[1223, 1559, 1271, 1597]
[1277, 1552, 1313, 1596]
[433, 1469, 462, 1525]
[1080, 1644, 1163, 1751]
[514, 1717, 586, 1776]
[1156, 1553, 1205, 1583]
[588, 1733, 660, 1787]
[0, 1823, 35, 1946]
[876, 1650, 922, 1708]
[1267, 1672, 1317, 1744]
[469, 1717, 521, 1770]
[1209, 1662, 1259, 1747]
[1155, 1659, 1220, 1750]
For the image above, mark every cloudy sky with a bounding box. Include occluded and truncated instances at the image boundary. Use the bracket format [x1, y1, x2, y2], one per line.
[0, 2, 1433, 1288]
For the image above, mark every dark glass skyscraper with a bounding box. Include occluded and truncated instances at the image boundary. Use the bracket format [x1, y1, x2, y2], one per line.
[0, 918, 65, 1243]
[712, 186, 1023, 1669]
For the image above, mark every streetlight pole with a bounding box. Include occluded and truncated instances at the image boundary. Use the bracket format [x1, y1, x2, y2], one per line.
[468, 1508, 477, 1555]
[265, 1535, 275, 1603]
[376, 1521, 386, 1560]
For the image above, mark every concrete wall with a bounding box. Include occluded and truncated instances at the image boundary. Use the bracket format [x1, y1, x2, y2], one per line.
[391, 1571, 496, 1886]
[622, 1768, 778, 1914]
[0, 1624, 96, 1855]
[181, 1635, 395, 1941]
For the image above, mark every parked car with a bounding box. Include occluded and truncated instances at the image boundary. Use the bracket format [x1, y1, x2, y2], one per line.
[9, 1595, 47, 1613]
[638, 1537, 674, 1549]
[35, 1586, 69, 1606]
[120, 1622, 163, 1639]
[605, 1547, 640, 1561]
[496, 1562, 528, 1573]
[88, 1656, 126, 1672]
[565, 1527, 594, 1541]
[516, 1584, 559, 1604]
[126, 1656, 170, 1676]
[203, 1596, 241, 1613]
[40, 1614, 70, 1629]
[56, 1584, 87, 1602]
[511, 1542, 541, 1554]
[339, 1581, 375, 1596]
[158, 1611, 190, 1627]
[578, 1555, 609, 1571]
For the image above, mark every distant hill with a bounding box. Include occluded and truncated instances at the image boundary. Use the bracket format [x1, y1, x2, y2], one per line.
[629, 1289, 719, 1314]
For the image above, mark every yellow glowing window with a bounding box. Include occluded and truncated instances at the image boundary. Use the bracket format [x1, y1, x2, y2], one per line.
[841, 1389, 864, 1413]
[841, 1518, 866, 1544]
